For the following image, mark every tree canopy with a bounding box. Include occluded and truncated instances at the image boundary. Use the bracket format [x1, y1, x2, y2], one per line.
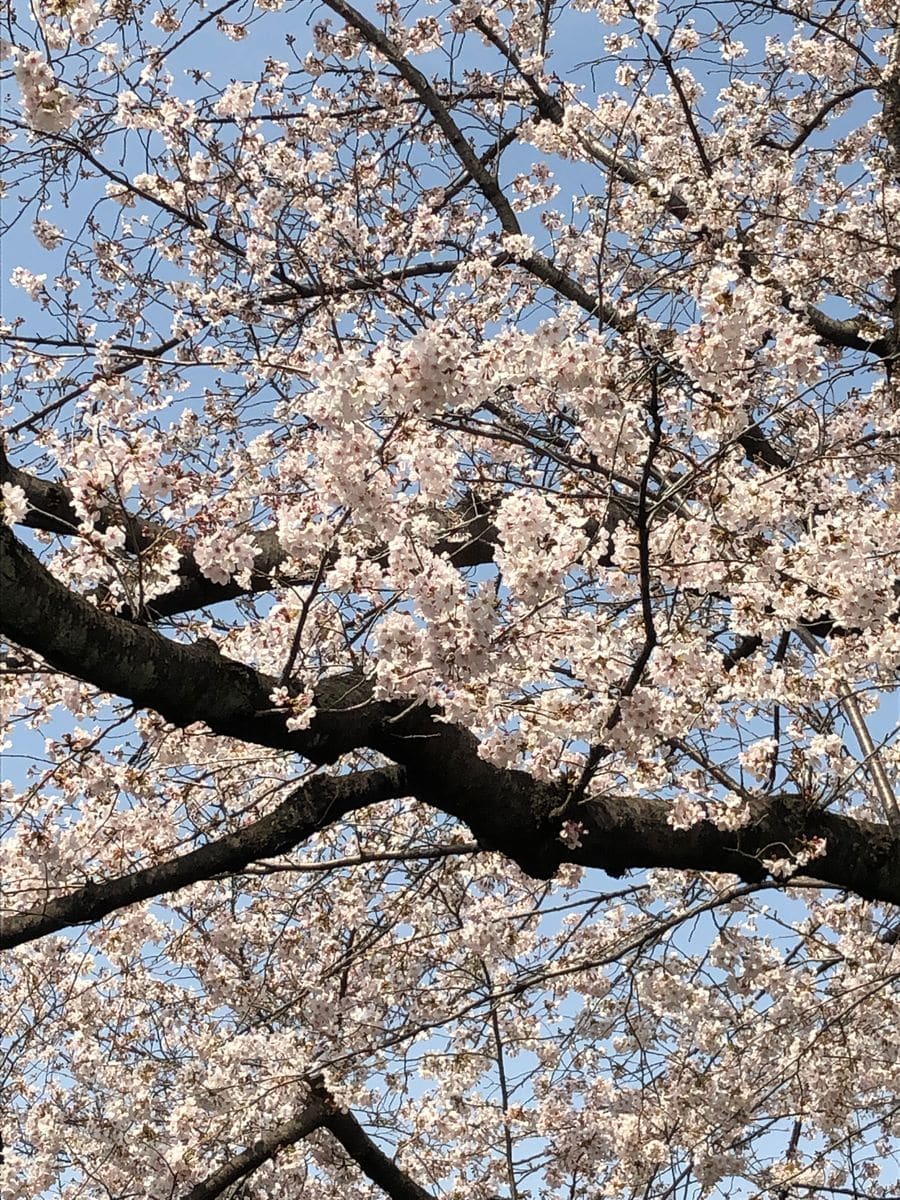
[1, 0, 899, 1197]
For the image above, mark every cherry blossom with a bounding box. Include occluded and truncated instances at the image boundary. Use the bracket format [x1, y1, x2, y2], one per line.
[11, 49, 77, 132]
[1, 1, 899, 1197]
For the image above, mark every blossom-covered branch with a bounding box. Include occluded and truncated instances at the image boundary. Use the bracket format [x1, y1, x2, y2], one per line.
[3, 521, 898, 906]
[181, 1097, 329, 1200]
[0, 766, 406, 949]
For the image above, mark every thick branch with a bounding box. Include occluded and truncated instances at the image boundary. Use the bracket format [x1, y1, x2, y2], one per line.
[3, 523, 899, 905]
[1, 447, 497, 617]
[366, 708, 900, 902]
[0, 767, 405, 949]
[564, 791, 900, 905]
[182, 1084, 437, 1200]
[180, 1097, 328, 1200]
[0, 521, 394, 759]
[321, 1104, 437, 1200]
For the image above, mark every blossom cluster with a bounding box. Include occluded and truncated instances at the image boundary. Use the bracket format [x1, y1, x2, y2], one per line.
[12, 49, 77, 132]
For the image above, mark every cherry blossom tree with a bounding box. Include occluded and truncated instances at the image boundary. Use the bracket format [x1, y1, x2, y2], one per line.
[2, 0, 899, 1196]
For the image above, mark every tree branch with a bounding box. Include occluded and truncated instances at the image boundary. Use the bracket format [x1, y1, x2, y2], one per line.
[314, 1083, 437, 1200]
[180, 1097, 328, 1200]
[321, 0, 521, 235]
[181, 1083, 438, 1200]
[3, 522, 899, 906]
[0, 767, 406, 949]
[1, 445, 498, 617]
[458, 2, 882, 357]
